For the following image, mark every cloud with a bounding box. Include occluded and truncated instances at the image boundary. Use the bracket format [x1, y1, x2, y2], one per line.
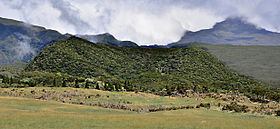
[48, 0, 93, 34]
[0, 0, 280, 45]
[13, 33, 35, 60]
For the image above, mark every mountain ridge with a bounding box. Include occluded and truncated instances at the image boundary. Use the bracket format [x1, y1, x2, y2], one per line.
[0, 17, 67, 66]
[0, 17, 138, 66]
[169, 17, 280, 47]
[77, 33, 138, 47]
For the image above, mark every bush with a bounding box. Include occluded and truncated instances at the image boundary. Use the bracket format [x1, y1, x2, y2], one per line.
[199, 103, 211, 109]
[222, 102, 249, 113]
[21, 78, 31, 84]
[2, 76, 10, 84]
[265, 112, 272, 115]
[276, 110, 280, 116]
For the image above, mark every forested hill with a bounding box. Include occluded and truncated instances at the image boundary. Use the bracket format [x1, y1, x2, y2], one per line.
[25, 36, 263, 93]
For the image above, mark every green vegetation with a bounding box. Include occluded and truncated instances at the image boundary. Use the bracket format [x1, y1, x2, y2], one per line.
[222, 102, 249, 113]
[0, 96, 279, 129]
[171, 42, 280, 87]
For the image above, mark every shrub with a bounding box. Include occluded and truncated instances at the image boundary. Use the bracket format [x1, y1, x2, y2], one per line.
[199, 103, 211, 109]
[222, 102, 249, 113]
[21, 78, 31, 84]
[2, 76, 10, 84]
[276, 110, 280, 116]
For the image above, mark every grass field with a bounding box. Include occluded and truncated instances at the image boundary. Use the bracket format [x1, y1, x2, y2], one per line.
[0, 87, 203, 112]
[0, 96, 279, 129]
[0, 87, 279, 114]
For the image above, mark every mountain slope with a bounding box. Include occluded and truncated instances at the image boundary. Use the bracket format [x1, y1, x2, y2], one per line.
[171, 42, 280, 87]
[25, 36, 263, 92]
[78, 33, 138, 47]
[169, 17, 280, 47]
[0, 17, 67, 66]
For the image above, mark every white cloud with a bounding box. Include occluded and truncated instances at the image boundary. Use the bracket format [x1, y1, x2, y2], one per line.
[0, 0, 280, 45]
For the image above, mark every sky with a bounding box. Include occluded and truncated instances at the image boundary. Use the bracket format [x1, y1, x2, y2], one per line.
[1, 0, 280, 45]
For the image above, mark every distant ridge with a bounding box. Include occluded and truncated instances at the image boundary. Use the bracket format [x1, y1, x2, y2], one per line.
[0, 17, 67, 66]
[169, 17, 280, 47]
[78, 33, 138, 47]
[0, 17, 138, 66]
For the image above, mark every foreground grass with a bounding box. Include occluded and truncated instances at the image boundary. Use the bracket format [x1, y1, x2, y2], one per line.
[0, 96, 279, 129]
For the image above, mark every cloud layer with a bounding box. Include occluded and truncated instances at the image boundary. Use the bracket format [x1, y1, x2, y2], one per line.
[1, 0, 280, 45]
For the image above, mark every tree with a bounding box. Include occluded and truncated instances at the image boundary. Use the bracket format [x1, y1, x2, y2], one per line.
[96, 83, 100, 90]
[193, 85, 198, 93]
[121, 86, 126, 92]
[124, 80, 128, 89]
[124, 80, 133, 91]
[74, 79, 79, 88]
[53, 78, 57, 87]
[112, 85, 116, 91]
[9, 77, 13, 85]
[29, 79, 37, 87]
[202, 85, 209, 93]
[2, 76, 9, 84]
[84, 81, 89, 88]
[62, 79, 67, 87]
[276, 110, 280, 116]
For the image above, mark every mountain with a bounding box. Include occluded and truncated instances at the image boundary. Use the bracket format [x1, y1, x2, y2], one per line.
[0, 17, 67, 66]
[25, 36, 263, 93]
[169, 17, 280, 47]
[78, 33, 138, 47]
[0, 17, 138, 66]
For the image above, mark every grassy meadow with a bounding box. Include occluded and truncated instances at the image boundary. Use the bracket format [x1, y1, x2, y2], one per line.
[0, 87, 208, 112]
[0, 96, 279, 129]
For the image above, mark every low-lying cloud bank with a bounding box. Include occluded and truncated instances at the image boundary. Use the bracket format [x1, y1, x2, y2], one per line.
[1, 0, 280, 45]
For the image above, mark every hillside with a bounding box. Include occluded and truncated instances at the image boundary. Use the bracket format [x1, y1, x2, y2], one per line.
[0, 17, 67, 66]
[169, 17, 280, 46]
[170, 43, 280, 87]
[25, 36, 263, 93]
